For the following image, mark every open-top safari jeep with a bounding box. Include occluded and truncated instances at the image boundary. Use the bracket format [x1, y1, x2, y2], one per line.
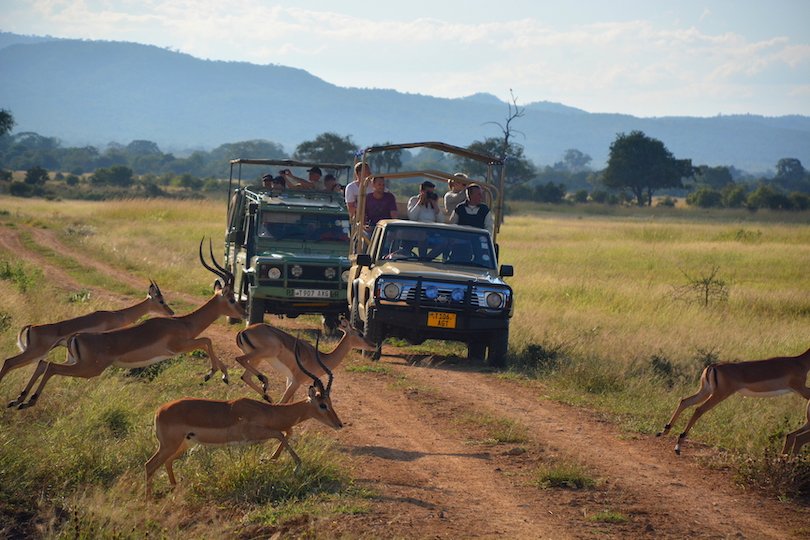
[346, 142, 515, 365]
[224, 159, 352, 333]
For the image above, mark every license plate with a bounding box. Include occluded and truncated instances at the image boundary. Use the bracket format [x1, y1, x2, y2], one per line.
[427, 312, 456, 328]
[292, 289, 331, 298]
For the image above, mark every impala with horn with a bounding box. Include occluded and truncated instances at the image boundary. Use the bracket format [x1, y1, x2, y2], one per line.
[145, 336, 342, 498]
[0, 281, 174, 386]
[234, 317, 374, 403]
[8, 239, 245, 410]
[657, 346, 810, 454]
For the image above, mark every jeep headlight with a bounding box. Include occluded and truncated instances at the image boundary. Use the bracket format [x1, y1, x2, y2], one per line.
[425, 285, 438, 300]
[451, 288, 465, 302]
[290, 265, 303, 278]
[485, 291, 504, 308]
[324, 267, 337, 279]
[266, 266, 281, 279]
[382, 282, 402, 300]
[341, 270, 350, 283]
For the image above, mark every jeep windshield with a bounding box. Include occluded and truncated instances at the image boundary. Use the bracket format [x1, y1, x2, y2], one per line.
[377, 225, 496, 269]
[259, 211, 350, 243]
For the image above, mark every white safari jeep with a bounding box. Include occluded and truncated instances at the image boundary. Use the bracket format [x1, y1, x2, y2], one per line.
[346, 142, 514, 366]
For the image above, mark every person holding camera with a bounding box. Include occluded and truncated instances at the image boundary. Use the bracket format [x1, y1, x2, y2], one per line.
[407, 180, 441, 222]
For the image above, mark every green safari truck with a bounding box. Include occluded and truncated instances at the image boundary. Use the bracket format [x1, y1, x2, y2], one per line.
[224, 159, 352, 333]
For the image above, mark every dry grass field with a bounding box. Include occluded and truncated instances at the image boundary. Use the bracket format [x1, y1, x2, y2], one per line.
[0, 196, 808, 538]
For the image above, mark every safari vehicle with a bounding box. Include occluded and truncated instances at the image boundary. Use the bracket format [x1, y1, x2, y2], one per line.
[224, 159, 352, 332]
[347, 142, 515, 366]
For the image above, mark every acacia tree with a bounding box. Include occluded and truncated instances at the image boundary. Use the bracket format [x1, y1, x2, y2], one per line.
[0, 109, 14, 137]
[293, 132, 356, 164]
[603, 130, 693, 206]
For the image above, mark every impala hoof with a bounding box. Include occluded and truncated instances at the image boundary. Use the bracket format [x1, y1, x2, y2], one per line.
[263, 394, 272, 403]
[203, 373, 212, 382]
[221, 376, 229, 384]
[17, 402, 30, 410]
[7, 400, 19, 408]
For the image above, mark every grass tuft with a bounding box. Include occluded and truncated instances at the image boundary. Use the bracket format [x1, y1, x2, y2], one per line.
[535, 460, 597, 490]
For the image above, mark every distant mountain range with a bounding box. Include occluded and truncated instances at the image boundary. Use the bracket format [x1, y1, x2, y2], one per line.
[1, 31, 809, 173]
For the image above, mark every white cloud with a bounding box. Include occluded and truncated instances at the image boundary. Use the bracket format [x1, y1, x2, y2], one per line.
[4, 0, 809, 116]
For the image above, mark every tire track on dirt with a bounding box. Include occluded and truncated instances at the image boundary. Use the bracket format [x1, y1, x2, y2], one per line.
[330, 367, 569, 539]
[382, 360, 809, 539]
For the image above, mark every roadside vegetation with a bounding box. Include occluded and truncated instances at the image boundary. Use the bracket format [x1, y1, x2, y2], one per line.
[0, 196, 808, 536]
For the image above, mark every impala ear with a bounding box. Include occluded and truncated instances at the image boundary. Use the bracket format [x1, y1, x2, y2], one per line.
[308, 385, 319, 399]
[213, 279, 223, 293]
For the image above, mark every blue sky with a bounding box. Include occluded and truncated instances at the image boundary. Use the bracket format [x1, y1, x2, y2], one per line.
[3, 0, 809, 117]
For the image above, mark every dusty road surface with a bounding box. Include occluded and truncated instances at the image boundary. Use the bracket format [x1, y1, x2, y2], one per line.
[3, 225, 809, 539]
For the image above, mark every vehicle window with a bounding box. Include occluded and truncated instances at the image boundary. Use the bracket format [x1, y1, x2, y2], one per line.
[379, 226, 495, 268]
[260, 212, 349, 242]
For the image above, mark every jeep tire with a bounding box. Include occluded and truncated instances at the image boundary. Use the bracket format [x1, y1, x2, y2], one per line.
[247, 296, 265, 325]
[467, 340, 486, 361]
[322, 314, 341, 337]
[487, 328, 509, 368]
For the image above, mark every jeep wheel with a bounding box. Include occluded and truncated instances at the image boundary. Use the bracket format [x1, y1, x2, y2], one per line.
[487, 328, 509, 368]
[322, 315, 341, 337]
[467, 340, 486, 361]
[350, 297, 364, 333]
[247, 296, 265, 325]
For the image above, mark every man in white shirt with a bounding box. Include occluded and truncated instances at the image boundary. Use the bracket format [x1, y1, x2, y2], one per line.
[407, 181, 441, 222]
[345, 162, 374, 220]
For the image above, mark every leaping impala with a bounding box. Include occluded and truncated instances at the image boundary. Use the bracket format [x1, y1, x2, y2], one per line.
[145, 337, 342, 498]
[8, 239, 246, 410]
[657, 346, 810, 454]
[234, 317, 375, 403]
[0, 281, 174, 386]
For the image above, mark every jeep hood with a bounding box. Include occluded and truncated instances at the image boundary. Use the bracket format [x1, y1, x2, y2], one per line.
[372, 260, 505, 285]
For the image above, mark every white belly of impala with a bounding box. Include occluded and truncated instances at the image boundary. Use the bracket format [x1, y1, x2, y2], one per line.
[739, 388, 792, 398]
[113, 355, 172, 368]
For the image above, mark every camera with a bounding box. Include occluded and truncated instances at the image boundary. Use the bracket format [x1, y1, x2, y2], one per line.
[427, 191, 438, 200]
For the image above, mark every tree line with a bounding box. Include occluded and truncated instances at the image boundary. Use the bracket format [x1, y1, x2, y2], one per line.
[0, 108, 808, 209]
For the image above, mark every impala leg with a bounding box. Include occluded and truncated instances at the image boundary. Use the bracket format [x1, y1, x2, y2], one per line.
[674, 392, 730, 455]
[174, 337, 229, 384]
[270, 429, 293, 460]
[19, 360, 105, 409]
[145, 439, 187, 499]
[273, 431, 302, 473]
[8, 359, 49, 408]
[782, 400, 810, 456]
[234, 352, 272, 402]
[278, 379, 301, 404]
[0, 347, 45, 385]
[658, 369, 715, 437]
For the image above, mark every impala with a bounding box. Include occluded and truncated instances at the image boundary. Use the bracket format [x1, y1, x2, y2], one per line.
[657, 346, 810, 454]
[234, 317, 375, 403]
[782, 399, 810, 456]
[8, 240, 246, 410]
[145, 337, 342, 498]
[0, 281, 174, 386]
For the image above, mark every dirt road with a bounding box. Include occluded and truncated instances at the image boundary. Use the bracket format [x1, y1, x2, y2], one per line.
[3, 225, 808, 539]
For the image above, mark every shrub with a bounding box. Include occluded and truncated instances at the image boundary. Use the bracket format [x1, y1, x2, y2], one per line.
[686, 187, 723, 208]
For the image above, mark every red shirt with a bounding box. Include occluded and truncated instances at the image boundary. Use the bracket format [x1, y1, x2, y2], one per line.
[365, 192, 398, 226]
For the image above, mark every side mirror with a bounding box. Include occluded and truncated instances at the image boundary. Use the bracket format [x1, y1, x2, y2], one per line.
[499, 264, 514, 277]
[356, 254, 372, 267]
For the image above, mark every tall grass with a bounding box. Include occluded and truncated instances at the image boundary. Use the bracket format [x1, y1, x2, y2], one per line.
[0, 196, 358, 537]
[501, 208, 810, 495]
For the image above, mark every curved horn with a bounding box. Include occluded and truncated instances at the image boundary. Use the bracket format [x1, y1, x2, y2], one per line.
[294, 335, 325, 394]
[198, 237, 226, 281]
[313, 331, 334, 394]
[207, 237, 229, 276]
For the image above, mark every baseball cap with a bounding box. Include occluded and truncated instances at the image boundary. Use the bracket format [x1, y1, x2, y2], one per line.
[307, 166, 322, 175]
